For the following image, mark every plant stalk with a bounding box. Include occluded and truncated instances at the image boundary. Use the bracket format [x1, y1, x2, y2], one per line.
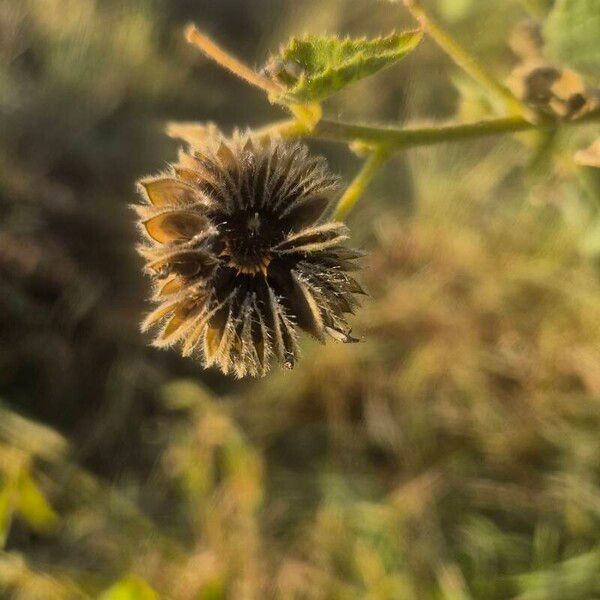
[401, 0, 534, 120]
[185, 24, 282, 97]
[308, 110, 600, 149]
[333, 147, 390, 220]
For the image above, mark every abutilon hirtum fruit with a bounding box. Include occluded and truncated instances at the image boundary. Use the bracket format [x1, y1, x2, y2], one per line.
[134, 131, 364, 377]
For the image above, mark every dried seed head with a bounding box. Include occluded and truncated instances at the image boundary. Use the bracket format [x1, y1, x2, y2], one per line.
[507, 21, 600, 121]
[135, 131, 365, 377]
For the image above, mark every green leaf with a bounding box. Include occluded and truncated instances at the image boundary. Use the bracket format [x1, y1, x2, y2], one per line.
[266, 31, 423, 103]
[544, 0, 600, 84]
[99, 576, 158, 600]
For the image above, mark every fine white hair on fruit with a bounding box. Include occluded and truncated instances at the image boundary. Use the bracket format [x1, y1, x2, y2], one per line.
[134, 129, 365, 378]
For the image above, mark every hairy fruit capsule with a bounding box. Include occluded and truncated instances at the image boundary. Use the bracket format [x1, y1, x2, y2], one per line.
[135, 131, 364, 377]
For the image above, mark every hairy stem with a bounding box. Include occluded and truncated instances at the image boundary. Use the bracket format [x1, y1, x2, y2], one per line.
[185, 25, 322, 129]
[333, 147, 390, 220]
[401, 0, 534, 121]
[185, 24, 282, 97]
[307, 110, 600, 149]
[259, 110, 599, 149]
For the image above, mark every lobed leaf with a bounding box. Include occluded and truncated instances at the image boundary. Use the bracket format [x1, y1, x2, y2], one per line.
[265, 31, 423, 103]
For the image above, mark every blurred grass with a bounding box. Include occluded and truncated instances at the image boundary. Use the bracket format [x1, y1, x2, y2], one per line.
[1, 0, 600, 598]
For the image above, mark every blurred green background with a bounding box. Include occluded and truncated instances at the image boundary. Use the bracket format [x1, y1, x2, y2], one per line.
[1, 0, 600, 598]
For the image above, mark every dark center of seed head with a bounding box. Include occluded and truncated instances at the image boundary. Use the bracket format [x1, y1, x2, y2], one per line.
[247, 212, 260, 235]
[220, 211, 274, 275]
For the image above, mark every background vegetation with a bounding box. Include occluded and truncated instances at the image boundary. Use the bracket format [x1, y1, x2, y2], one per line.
[1, 0, 599, 598]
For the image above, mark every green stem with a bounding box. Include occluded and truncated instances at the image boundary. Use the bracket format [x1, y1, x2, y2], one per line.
[254, 118, 309, 143]
[288, 103, 323, 131]
[306, 110, 600, 149]
[333, 147, 390, 220]
[402, 0, 534, 120]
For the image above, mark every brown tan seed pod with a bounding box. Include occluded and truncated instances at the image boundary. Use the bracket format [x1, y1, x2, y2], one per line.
[134, 131, 364, 377]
